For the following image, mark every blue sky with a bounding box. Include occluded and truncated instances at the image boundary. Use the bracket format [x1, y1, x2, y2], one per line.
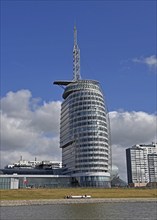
[1, 0, 156, 113]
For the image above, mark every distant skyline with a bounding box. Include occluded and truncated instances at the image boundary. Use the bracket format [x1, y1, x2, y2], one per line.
[1, 0, 157, 180]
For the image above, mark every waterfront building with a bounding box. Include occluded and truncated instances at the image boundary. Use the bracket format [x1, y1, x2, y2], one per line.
[54, 26, 111, 187]
[5, 158, 62, 170]
[0, 174, 71, 189]
[148, 154, 157, 183]
[126, 143, 157, 186]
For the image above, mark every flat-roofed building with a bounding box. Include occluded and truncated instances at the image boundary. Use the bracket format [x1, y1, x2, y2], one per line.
[0, 174, 72, 189]
[126, 143, 157, 186]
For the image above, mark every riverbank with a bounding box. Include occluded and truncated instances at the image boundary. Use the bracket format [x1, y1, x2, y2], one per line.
[0, 188, 157, 201]
[1, 198, 157, 207]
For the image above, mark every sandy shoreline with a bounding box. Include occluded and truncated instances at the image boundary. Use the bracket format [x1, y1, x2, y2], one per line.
[0, 198, 156, 206]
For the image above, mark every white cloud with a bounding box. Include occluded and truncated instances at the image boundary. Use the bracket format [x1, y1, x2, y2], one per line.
[1, 90, 61, 168]
[132, 55, 157, 69]
[1, 90, 156, 182]
[111, 144, 127, 181]
[30, 101, 61, 134]
[109, 111, 156, 146]
[1, 90, 32, 118]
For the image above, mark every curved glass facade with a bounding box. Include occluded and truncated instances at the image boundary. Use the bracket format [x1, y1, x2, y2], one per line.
[60, 80, 111, 187]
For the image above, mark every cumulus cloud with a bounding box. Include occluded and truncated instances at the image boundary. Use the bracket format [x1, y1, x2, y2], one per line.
[1, 90, 61, 168]
[1, 90, 156, 182]
[109, 111, 156, 146]
[132, 55, 157, 69]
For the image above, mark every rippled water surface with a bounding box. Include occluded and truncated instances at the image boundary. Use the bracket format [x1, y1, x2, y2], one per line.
[1, 202, 157, 220]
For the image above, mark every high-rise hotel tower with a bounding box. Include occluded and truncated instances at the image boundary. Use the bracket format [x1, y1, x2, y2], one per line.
[54, 27, 111, 187]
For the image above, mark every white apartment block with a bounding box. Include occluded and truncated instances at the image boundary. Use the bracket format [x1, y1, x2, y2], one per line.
[126, 143, 157, 186]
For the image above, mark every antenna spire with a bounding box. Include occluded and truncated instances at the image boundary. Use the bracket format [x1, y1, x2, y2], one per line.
[73, 25, 81, 81]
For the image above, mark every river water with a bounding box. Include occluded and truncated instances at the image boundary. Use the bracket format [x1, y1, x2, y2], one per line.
[1, 202, 157, 220]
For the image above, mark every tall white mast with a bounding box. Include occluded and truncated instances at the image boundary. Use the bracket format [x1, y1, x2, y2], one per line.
[73, 26, 81, 81]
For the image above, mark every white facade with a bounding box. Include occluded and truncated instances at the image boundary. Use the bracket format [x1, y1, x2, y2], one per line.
[6, 160, 62, 169]
[10, 178, 19, 189]
[126, 143, 157, 185]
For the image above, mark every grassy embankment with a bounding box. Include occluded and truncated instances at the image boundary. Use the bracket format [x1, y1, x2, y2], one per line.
[0, 188, 157, 200]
